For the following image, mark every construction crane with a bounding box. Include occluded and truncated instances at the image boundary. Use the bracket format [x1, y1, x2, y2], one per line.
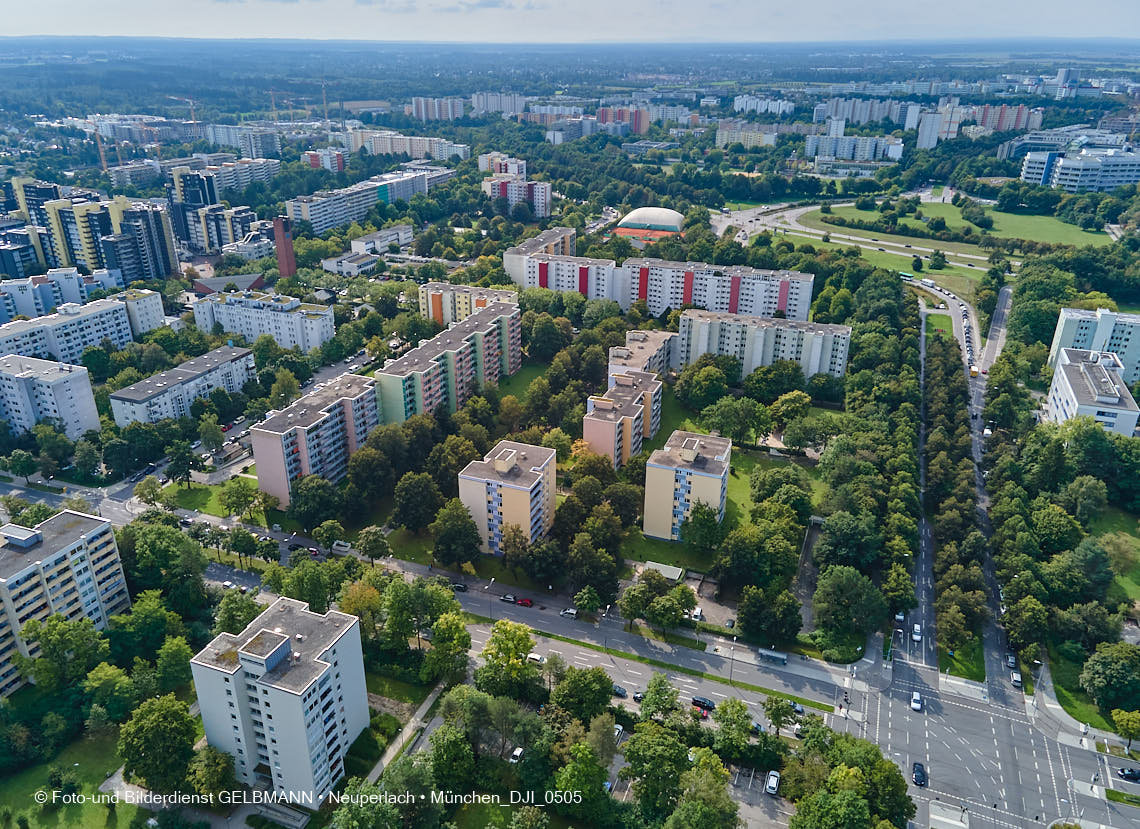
[321, 80, 329, 123]
[268, 91, 290, 124]
[93, 129, 109, 173]
[168, 95, 197, 123]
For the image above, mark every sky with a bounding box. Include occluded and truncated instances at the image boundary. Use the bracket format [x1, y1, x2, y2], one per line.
[8, 0, 1140, 43]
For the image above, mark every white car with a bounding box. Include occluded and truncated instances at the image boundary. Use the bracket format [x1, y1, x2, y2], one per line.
[559, 608, 578, 619]
[765, 771, 781, 795]
[911, 692, 923, 712]
[509, 747, 524, 764]
[613, 724, 624, 741]
[912, 624, 922, 643]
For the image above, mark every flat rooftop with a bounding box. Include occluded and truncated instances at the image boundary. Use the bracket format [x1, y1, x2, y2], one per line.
[506, 227, 576, 255]
[681, 309, 852, 335]
[253, 372, 376, 434]
[624, 259, 813, 282]
[421, 282, 517, 302]
[586, 371, 660, 423]
[459, 440, 555, 488]
[1058, 349, 1139, 411]
[110, 346, 252, 404]
[526, 253, 616, 268]
[0, 298, 125, 336]
[357, 225, 412, 241]
[1059, 306, 1140, 325]
[610, 330, 675, 369]
[113, 289, 158, 301]
[0, 354, 89, 382]
[0, 510, 109, 581]
[191, 597, 357, 694]
[647, 430, 731, 477]
[377, 302, 517, 377]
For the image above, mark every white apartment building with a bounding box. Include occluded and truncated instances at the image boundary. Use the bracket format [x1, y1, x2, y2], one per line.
[302, 149, 346, 173]
[0, 299, 133, 364]
[222, 234, 276, 261]
[193, 292, 335, 353]
[678, 311, 852, 378]
[502, 227, 576, 283]
[481, 175, 552, 218]
[0, 355, 99, 438]
[643, 431, 731, 541]
[319, 252, 381, 276]
[109, 346, 256, 427]
[285, 172, 427, 235]
[250, 374, 380, 507]
[0, 267, 123, 322]
[1047, 348, 1139, 436]
[804, 134, 904, 162]
[458, 441, 556, 554]
[478, 153, 527, 176]
[111, 289, 166, 337]
[410, 97, 464, 121]
[350, 225, 414, 254]
[1020, 149, 1140, 193]
[190, 597, 368, 804]
[732, 96, 795, 115]
[1048, 307, 1140, 386]
[471, 92, 527, 115]
[342, 130, 470, 161]
[608, 329, 679, 376]
[0, 511, 130, 697]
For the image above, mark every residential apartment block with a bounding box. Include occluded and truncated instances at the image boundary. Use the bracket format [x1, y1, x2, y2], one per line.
[110, 346, 256, 427]
[481, 175, 552, 218]
[190, 597, 368, 804]
[1048, 307, 1140, 386]
[410, 97, 465, 121]
[0, 267, 123, 323]
[0, 355, 99, 438]
[250, 374, 380, 507]
[0, 299, 134, 364]
[285, 172, 428, 235]
[608, 329, 678, 376]
[111, 289, 166, 337]
[1020, 148, 1140, 193]
[458, 441, 556, 554]
[583, 370, 663, 468]
[342, 130, 470, 162]
[643, 431, 731, 541]
[418, 282, 518, 326]
[502, 227, 576, 283]
[505, 248, 815, 320]
[0, 511, 130, 697]
[374, 303, 521, 424]
[302, 149, 346, 173]
[1047, 348, 1139, 436]
[471, 92, 527, 115]
[350, 225, 414, 255]
[192, 292, 335, 353]
[478, 153, 527, 176]
[678, 311, 852, 378]
[40, 195, 178, 281]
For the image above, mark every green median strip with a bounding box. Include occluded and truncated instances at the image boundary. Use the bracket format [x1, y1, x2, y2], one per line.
[529, 628, 832, 713]
[1107, 789, 1140, 808]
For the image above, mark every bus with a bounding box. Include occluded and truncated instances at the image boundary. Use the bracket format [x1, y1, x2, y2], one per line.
[970, 365, 979, 377]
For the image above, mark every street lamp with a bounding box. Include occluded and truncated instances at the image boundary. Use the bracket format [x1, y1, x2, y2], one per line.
[729, 636, 737, 685]
[484, 577, 495, 620]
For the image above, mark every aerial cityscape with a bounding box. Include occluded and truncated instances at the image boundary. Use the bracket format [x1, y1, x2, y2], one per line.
[1, 15, 1140, 829]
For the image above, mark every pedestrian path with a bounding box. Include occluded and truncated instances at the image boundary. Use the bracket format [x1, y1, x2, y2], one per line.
[366, 682, 446, 783]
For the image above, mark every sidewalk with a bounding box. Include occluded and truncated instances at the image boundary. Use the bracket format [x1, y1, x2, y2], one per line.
[1027, 660, 1120, 752]
[365, 682, 446, 783]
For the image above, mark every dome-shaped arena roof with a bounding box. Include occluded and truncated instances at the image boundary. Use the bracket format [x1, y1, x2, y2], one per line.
[617, 206, 684, 232]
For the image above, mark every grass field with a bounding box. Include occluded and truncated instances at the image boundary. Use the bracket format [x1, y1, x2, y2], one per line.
[0, 732, 140, 829]
[939, 637, 986, 682]
[493, 361, 549, 402]
[1048, 642, 1114, 732]
[163, 481, 300, 534]
[1089, 506, 1140, 603]
[797, 208, 993, 259]
[365, 672, 434, 707]
[925, 313, 954, 339]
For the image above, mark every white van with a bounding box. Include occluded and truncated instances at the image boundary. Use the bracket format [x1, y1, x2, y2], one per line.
[331, 540, 351, 553]
[689, 607, 704, 622]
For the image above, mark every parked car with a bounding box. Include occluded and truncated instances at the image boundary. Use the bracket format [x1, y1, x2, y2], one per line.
[612, 684, 628, 698]
[500, 594, 517, 603]
[509, 747, 524, 764]
[691, 706, 709, 719]
[613, 724, 624, 740]
[1007, 654, 1017, 668]
[791, 702, 805, 715]
[517, 598, 534, 607]
[912, 763, 928, 786]
[222, 580, 234, 589]
[559, 608, 578, 619]
[450, 582, 468, 592]
[692, 696, 716, 711]
[751, 722, 766, 735]
[526, 653, 545, 665]
[331, 540, 351, 553]
[191, 440, 202, 449]
[765, 771, 781, 795]
[1117, 768, 1140, 782]
[633, 691, 644, 703]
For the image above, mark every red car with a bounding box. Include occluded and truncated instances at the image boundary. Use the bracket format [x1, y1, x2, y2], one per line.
[221, 424, 232, 432]
[517, 598, 534, 607]
[691, 706, 709, 719]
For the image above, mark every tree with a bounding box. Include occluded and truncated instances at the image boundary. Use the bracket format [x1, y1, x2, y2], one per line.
[356, 525, 391, 567]
[219, 476, 256, 519]
[743, 360, 805, 403]
[812, 566, 887, 636]
[712, 697, 752, 758]
[134, 475, 163, 507]
[1080, 642, 1140, 711]
[603, 481, 643, 527]
[313, 519, 346, 549]
[393, 472, 443, 533]
[17, 614, 109, 691]
[770, 390, 812, 430]
[789, 789, 872, 829]
[426, 435, 480, 497]
[430, 498, 482, 567]
[882, 562, 917, 615]
[681, 501, 724, 549]
[429, 723, 475, 790]
[574, 585, 602, 615]
[621, 720, 691, 817]
[550, 666, 612, 722]
[118, 694, 196, 793]
[253, 489, 280, 521]
[166, 440, 194, 488]
[501, 523, 530, 574]
[640, 672, 680, 721]
[675, 365, 728, 410]
[7, 450, 35, 484]
[762, 696, 796, 736]
[1059, 475, 1108, 527]
[510, 807, 550, 829]
[83, 662, 136, 722]
[156, 635, 193, 692]
[422, 611, 470, 683]
[475, 619, 540, 699]
[814, 511, 882, 570]
[738, 586, 802, 645]
[187, 746, 236, 800]
[269, 368, 300, 409]
[288, 474, 341, 530]
[1112, 709, 1140, 750]
[214, 590, 262, 635]
[198, 413, 224, 453]
[700, 396, 770, 445]
[553, 743, 609, 824]
[665, 749, 739, 829]
[499, 394, 524, 432]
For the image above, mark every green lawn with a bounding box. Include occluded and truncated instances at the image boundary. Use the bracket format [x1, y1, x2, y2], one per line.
[0, 732, 140, 829]
[493, 361, 550, 402]
[1048, 642, 1115, 732]
[797, 208, 992, 259]
[1088, 506, 1140, 602]
[931, 185, 944, 198]
[939, 636, 986, 682]
[365, 672, 433, 707]
[925, 313, 953, 340]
